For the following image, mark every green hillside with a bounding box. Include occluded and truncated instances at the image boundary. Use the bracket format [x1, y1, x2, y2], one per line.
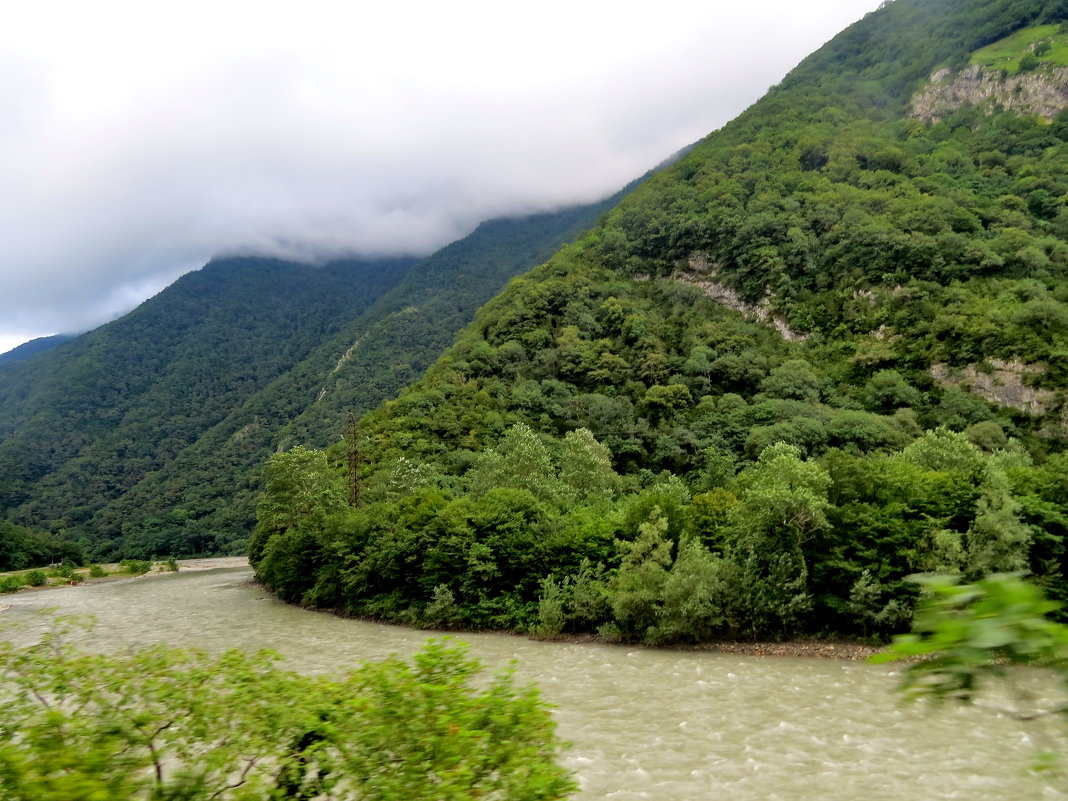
[0, 193, 635, 563]
[972, 23, 1068, 73]
[251, 0, 1068, 643]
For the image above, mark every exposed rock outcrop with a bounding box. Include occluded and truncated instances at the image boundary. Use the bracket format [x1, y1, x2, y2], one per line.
[929, 358, 1055, 415]
[673, 255, 808, 341]
[911, 64, 1068, 122]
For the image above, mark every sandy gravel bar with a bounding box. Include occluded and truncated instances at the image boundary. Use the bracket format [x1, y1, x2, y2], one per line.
[176, 557, 249, 571]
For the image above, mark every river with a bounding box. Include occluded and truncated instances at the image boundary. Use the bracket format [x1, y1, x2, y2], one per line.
[2, 565, 1065, 800]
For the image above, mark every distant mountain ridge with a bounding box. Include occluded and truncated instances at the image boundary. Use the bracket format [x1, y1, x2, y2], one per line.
[0, 334, 77, 365]
[0, 255, 415, 536]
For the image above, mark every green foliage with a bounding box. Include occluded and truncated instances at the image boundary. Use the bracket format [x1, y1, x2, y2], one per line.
[424, 584, 465, 630]
[655, 540, 743, 643]
[901, 428, 985, 476]
[23, 570, 46, 587]
[252, 446, 347, 551]
[731, 442, 832, 547]
[0, 522, 83, 573]
[0, 617, 575, 800]
[468, 423, 562, 502]
[875, 573, 1068, 706]
[535, 576, 567, 638]
[558, 427, 623, 501]
[972, 24, 1068, 73]
[0, 576, 22, 594]
[610, 507, 673, 641]
[118, 559, 151, 576]
[48, 562, 76, 580]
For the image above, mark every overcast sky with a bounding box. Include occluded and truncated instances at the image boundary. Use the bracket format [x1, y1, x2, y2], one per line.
[0, 0, 883, 354]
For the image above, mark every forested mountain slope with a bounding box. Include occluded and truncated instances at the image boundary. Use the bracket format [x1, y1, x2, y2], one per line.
[0, 335, 77, 366]
[252, 0, 1068, 643]
[88, 197, 635, 557]
[0, 256, 413, 540]
[0, 194, 633, 560]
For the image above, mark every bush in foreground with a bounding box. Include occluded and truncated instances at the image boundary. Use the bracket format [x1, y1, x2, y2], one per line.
[0, 577, 21, 593]
[0, 616, 575, 801]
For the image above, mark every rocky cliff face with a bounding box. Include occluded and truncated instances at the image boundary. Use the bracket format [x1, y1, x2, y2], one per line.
[911, 64, 1068, 122]
[929, 358, 1055, 416]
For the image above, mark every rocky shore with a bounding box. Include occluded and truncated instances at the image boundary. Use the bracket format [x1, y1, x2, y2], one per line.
[698, 639, 881, 661]
[530, 630, 882, 661]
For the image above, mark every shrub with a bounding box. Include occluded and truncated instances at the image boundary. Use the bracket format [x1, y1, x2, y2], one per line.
[48, 561, 77, 579]
[88, 564, 108, 578]
[1018, 52, 1040, 72]
[118, 559, 152, 576]
[24, 570, 47, 587]
[534, 576, 566, 638]
[423, 584, 464, 629]
[0, 576, 23, 593]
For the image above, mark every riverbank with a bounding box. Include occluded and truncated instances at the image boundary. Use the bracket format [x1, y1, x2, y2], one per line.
[171, 557, 249, 572]
[698, 638, 881, 660]
[0, 557, 249, 607]
[538, 631, 881, 661]
[249, 580, 884, 662]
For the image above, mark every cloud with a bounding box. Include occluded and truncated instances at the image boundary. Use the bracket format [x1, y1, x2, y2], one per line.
[0, 0, 882, 350]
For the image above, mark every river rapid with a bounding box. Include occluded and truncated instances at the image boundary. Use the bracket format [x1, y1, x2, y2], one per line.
[2, 565, 1066, 800]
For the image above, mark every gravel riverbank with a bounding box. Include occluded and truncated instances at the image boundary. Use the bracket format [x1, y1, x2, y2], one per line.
[0, 557, 250, 608]
[699, 639, 881, 660]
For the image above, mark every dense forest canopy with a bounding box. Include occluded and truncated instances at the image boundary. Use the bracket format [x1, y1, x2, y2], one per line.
[251, 0, 1068, 643]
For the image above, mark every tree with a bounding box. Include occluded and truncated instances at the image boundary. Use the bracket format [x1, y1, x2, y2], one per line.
[557, 428, 621, 501]
[639, 384, 693, 423]
[900, 428, 984, 478]
[758, 359, 823, 402]
[731, 442, 831, 548]
[467, 423, 562, 503]
[0, 616, 576, 801]
[655, 540, 741, 643]
[249, 446, 346, 564]
[610, 506, 672, 641]
[965, 466, 1031, 577]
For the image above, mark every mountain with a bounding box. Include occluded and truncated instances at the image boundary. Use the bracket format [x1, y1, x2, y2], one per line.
[0, 192, 636, 559]
[250, 0, 1068, 643]
[0, 335, 77, 365]
[0, 255, 414, 540]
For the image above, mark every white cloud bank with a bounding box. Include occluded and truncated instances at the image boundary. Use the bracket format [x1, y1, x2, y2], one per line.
[0, 0, 883, 353]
